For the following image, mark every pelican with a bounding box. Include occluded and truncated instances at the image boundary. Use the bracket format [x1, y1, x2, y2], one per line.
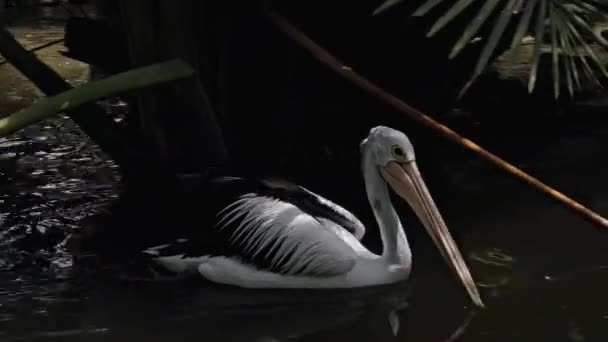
[143, 126, 484, 307]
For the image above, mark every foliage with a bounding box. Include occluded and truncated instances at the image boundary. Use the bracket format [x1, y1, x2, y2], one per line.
[374, 0, 608, 98]
[0, 59, 195, 137]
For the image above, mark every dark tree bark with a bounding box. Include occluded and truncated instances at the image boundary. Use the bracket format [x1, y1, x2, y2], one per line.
[118, 0, 230, 178]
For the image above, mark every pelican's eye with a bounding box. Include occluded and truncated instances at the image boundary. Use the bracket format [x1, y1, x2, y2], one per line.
[391, 145, 404, 159]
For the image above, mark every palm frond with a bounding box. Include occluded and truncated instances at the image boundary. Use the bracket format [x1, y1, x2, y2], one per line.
[529, 0, 547, 93]
[566, 22, 603, 87]
[426, 0, 477, 37]
[550, 2, 561, 98]
[474, 0, 520, 77]
[556, 8, 576, 95]
[374, 0, 608, 98]
[510, 0, 540, 49]
[412, 0, 444, 16]
[372, 0, 403, 15]
[449, 1, 501, 59]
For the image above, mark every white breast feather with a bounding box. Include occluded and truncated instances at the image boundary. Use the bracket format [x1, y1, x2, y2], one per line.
[216, 193, 357, 276]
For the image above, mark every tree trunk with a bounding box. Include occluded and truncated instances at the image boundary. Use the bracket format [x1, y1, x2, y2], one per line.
[118, 0, 230, 179]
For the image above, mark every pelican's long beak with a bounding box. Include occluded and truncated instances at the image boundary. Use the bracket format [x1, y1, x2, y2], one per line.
[382, 161, 484, 308]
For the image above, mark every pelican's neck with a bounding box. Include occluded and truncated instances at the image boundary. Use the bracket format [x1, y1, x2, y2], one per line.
[362, 149, 411, 267]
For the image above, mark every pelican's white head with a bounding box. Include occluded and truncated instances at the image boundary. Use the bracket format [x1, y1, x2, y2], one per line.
[361, 125, 484, 308]
[360, 126, 415, 166]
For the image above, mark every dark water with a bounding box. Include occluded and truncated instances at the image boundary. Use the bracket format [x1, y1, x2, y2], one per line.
[1, 138, 608, 342]
[1, 6, 608, 342]
[0, 111, 607, 341]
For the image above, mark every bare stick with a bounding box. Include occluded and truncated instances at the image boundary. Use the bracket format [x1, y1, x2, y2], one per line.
[265, 9, 608, 230]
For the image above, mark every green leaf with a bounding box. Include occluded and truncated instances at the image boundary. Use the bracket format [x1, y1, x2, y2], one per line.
[563, 43, 575, 96]
[568, 20, 608, 79]
[558, 6, 599, 88]
[564, 34, 582, 91]
[474, 0, 521, 76]
[556, 10, 578, 95]
[373, 0, 403, 16]
[0, 59, 195, 137]
[509, 0, 540, 64]
[550, 2, 560, 98]
[400, 0, 608, 96]
[529, 0, 547, 93]
[413, 0, 444, 17]
[449, 0, 501, 59]
[565, 21, 602, 88]
[427, 0, 477, 37]
[563, 2, 608, 49]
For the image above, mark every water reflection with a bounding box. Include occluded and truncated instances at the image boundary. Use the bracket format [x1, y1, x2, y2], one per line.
[0, 274, 483, 342]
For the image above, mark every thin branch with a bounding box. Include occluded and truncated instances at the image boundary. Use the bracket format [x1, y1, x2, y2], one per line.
[264, 9, 608, 231]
